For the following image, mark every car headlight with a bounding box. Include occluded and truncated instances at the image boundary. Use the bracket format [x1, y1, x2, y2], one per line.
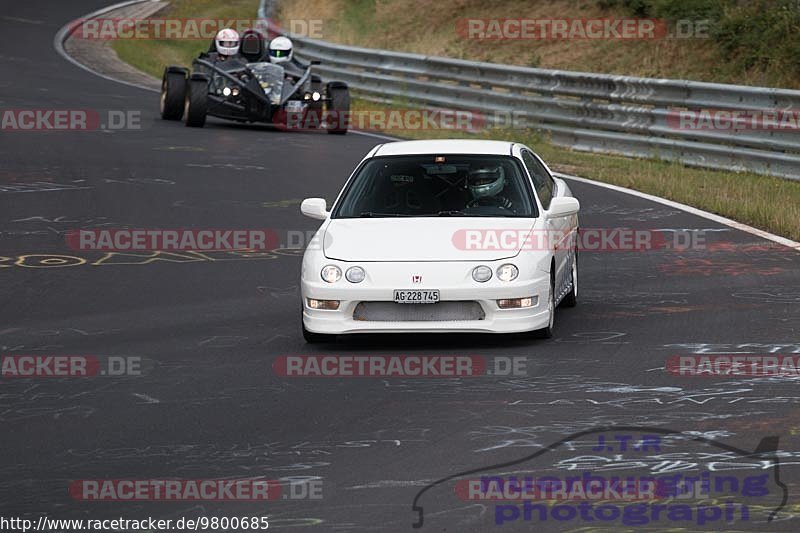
[321, 265, 342, 283]
[497, 264, 519, 282]
[222, 87, 232, 96]
[345, 266, 365, 283]
[312, 91, 321, 101]
[472, 265, 492, 283]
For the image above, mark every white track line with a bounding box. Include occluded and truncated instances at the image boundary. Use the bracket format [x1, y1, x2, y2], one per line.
[558, 172, 800, 251]
[53, 3, 800, 252]
[53, 0, 161, 93]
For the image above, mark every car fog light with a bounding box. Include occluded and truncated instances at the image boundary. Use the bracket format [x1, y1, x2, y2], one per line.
[497, 296, 537, 309]
[307, 298, 340, 310]
[321, 265, 342, 283]
[345, 266, 366, 283]
[472, 265, 492, 282]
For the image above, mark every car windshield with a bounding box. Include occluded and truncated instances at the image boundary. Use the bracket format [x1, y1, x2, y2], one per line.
[333, 155, 537, 218]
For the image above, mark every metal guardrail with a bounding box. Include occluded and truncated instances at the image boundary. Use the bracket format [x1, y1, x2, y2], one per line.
[259, 0, 800, 180]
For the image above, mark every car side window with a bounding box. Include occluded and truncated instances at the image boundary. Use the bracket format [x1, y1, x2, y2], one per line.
[521, 150, 554, 209]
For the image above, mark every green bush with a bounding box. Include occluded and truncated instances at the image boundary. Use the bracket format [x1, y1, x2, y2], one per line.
[599, 0, 800, 82]
[714, 0, 800, 73]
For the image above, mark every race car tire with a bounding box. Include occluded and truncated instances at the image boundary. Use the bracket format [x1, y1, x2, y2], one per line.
[160, 67, 187, 120]
[326, 82, 349, 135]
[311, 74, 323, 92]
[560, 250, 578, 308]
[184, 78, 208, 128]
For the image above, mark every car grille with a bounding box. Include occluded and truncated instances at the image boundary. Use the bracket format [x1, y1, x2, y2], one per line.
[353, 301, 485, 322]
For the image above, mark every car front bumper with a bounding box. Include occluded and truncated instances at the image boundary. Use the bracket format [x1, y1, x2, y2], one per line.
[301, 262, 551, 335]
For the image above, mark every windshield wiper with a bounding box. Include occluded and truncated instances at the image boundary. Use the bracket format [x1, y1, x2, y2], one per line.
[435, 210, 466, 216]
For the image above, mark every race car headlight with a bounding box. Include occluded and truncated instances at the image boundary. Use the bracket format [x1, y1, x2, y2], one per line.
[345, 266, 365, 283]
[222, 87, 232, 97]
[312, 91, 321, 101]
[497, 264, 519, 282]
[472, 265, 492, 283]
[231, 87, 240, 96]
[321, 265, 342, 283]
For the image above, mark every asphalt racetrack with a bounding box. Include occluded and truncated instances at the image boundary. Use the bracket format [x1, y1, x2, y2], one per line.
[1, 1, 800, 531]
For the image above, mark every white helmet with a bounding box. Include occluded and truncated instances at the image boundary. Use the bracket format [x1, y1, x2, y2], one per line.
[269, 36, 293, 63]
[215, 28, 240, 56]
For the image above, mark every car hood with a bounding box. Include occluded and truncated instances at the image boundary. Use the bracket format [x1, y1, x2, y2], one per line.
[322, 218, 539, 262]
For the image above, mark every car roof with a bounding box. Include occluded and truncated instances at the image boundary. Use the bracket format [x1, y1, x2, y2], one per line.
[372, 139, 516, 157]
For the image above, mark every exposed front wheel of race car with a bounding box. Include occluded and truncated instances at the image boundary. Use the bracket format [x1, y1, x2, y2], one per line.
[184, 77, 208, 128]
[325, 82, 350, 135]
[160, 67, 187, 120]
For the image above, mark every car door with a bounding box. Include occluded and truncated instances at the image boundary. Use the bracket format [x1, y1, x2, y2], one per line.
[519, 149, 571, 299]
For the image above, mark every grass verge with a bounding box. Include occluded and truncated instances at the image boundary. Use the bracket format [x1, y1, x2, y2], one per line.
[111, 0, 259, 79]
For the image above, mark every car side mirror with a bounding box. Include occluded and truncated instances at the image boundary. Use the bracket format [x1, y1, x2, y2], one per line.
[301, 198, 329, 220]
[547, 197, 580, 218]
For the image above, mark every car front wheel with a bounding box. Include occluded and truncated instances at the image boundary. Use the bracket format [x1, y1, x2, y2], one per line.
[184, 79, 208, 128]
[160, 68, 187, 120]
[325, 82, 350, 135]
[560, 252, 578, 308]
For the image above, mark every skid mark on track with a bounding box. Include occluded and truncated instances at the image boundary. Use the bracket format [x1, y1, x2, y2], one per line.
[0, 182, 92, 194]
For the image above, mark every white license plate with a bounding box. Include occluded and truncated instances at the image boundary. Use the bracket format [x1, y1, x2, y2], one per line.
[393, 289, 440, 304]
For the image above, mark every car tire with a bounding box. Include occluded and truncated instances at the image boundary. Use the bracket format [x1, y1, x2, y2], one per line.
[532, 272, 555, 339]
[160, 68, 187, 120]
[325, 82, 349, 135]
[302, 317, 335, 344]
[560, 251, 578, 308]
[184, 79, 208, 128]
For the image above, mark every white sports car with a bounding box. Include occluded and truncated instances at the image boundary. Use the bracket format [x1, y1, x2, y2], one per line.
[299, 139, 579, 342]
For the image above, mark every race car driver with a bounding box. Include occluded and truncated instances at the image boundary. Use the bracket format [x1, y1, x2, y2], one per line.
[267, 36, 312, 74]
[466, 165, 514, 210]
[268, 36, 294, 64]
[207, 28, 242, 63]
